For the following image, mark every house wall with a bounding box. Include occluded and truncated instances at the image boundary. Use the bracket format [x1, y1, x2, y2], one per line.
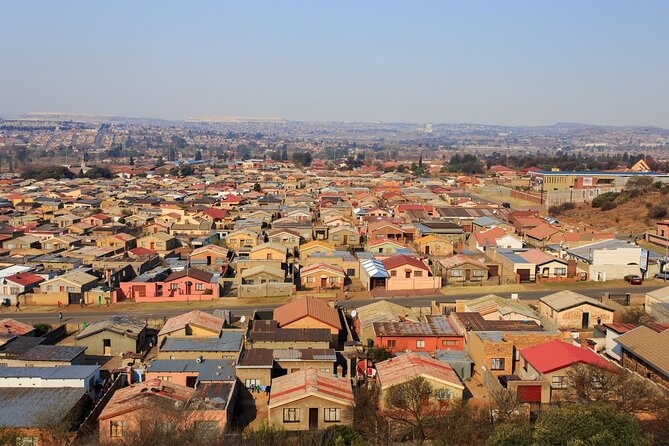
[143, 371, 198, 387]
[236, 367, 273, 389]
[539, 302, 614, 329]
[282, 316, 339, 335]
[386, 265, 441, 291]
[249, 248, 286, 262]
[380, 375, 464, 408]
[620, 349, 669, 387]
[157, 326, 220, 348]
[275, 360, 335, 374]
[375, 335, 463, 354]
[248, 340, 330, 350]
[76, 331, 143, 356]
[268, 395, 350, 431]
[467, 334, 513, 376]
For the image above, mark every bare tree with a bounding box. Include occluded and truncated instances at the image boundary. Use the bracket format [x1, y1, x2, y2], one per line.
[562, 364, 667, 414]
[384, 376, 437, 445]
[345, 383, 390, 446]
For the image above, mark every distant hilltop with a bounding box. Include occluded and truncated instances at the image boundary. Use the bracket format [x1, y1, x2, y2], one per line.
[185, 115, 286, 123]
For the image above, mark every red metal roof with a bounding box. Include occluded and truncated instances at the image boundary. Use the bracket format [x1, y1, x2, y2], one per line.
[381, 254, 429, 271]
[521, 340, 610, 374]
[4, 273, 44, 287]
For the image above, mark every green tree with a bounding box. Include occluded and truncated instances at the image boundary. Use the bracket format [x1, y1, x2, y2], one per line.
[129, 156, 135, 165]
[194, 150, 202, 161]
[533, 404, 652, 446]
[155, 156, 165, 167]
[292, 151, 313, 167]
[487, 423, 533, 446]
[253, 182, 261, 192]
[345, 384, 389, 446]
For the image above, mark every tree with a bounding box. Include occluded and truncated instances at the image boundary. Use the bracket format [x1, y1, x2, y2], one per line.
[179, 165, 194, 176]
[83, 166, 113, 179]
[194, 150, 202, 161]
[532, 404, 653, 446]
[486, 422, 533, 446]
[156, 156, 165, 167]
[292, 151, 313, 167]
[561, 364, 666, 415]
[618, 307, 655, 325]
[253, 182, 262, 192]
[384, 376, 436, 445]
[345, 384, 389, 446]
[129, 156, 135, 165]
[433, 402, 493, 446]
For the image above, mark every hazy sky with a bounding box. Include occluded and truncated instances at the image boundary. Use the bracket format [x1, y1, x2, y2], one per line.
[2, 1, 668, 127]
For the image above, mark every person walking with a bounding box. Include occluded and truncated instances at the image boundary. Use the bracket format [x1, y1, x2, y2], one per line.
[58, 312, 63, 322]
[15, 300, 20, 312]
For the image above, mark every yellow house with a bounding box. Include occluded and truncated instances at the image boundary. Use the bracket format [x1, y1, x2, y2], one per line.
[249, 242, 288, 262]
[415, 235, 454, 256]
[225, 230, 260, 250]
[299, 240, 335, 259]
[96, 233, 137, 251]
[273, 297, 342, 335]
[157, 310, 224, 348]
[137, 232, 178, 254]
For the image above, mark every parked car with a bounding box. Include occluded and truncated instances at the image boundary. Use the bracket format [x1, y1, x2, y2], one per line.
[655, 271, 669, 280]
[624, 274, 643, 285]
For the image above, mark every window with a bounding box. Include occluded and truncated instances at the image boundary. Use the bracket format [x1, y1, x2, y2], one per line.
[555, 268, 567, 276]
[15, 437, 37, 446]
[158, 376, 172, 382]
[387, 340, 396, 348]
[46, 285, 53, 291]
[324, 408, 341, 422]
[451, 269, 462, 277]
[9, 287, 20, 295]
[306, 276, 314, 283]
[245, 378, 260, 389]
[472, 269, 485, 277]
[551, 376, 567, 389]
[332, 235, 340, 241]
[490, 358, 505, 371]
[346, 268, 355, 277]
[414, 270, 423, 277]
[329, 277, 339, 283]
[390, 270, 397, 277]
[349, 236, 357, 241]
[442, 340, 458, 347]
[416, 340, 426, 349]
[435, 389, 453, 401]
[110, 420, 128, 438]
[405, 270, 411, 279]
[170, 283, 179, 290]
[195, 283, 205, 291]
[283, 408, 300, 423]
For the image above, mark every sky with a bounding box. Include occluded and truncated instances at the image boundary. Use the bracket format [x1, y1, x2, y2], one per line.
[1, 1, 668, 127]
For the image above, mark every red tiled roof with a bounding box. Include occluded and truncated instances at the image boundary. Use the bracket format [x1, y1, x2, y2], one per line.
[0, 318, 35, 336]
[158, 310, 224, 337]
[382, 254, 429, 271]
[521, 340, 610, 374]
[269, 368, 353, 407]
[201, 207, 229, 220]
[376, 352, 463, 389]
[273, 297, 342, 331]
[473, 227, 508, 246]
[127, 247, 157, 257]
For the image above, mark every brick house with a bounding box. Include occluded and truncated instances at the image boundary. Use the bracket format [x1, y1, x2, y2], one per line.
[373, 315, 463, 354]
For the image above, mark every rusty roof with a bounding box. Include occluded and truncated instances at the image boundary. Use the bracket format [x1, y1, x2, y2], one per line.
[273, 297, 342, 331]
[373, 315, 462, 337]
[453, 312, 543, 332]
[376, 352, 463, 390]
[268, 368, 353, 408]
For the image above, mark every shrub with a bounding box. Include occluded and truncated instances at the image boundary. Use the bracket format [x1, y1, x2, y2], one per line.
[648, 206, 667, 220]
[601, 201, 618, 211]
[548, 202, 575, 215]
[592, 192, 619, 208]
[32, 323, 51, 336]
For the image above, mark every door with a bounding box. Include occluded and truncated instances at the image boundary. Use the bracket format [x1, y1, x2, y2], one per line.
[425, 245, 430, 255]
[517, 385, 542, 403]
[320, 277, 327, 288]
[465, 269, 471, 281]
[581, 312, 590, 329]
[517, 269, 531, 283]
[309, 408, 318, 430]
[343, 235, 348, 245]
[103, 339, 111, 356]
[186, 376, 198, 388]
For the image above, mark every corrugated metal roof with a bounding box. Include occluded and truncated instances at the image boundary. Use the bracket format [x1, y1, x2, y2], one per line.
[540, 290, 614, 312]
[161, 333, 242, 352]
[0, 387, 87, 428]
[0, 365, 99, 380]
[615, 326, 669, 374]
[146, 359, 236, 382]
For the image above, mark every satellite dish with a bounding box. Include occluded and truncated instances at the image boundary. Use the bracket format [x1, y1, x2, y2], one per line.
[350, 309, 358, 318]
[240, 315, 247, 324]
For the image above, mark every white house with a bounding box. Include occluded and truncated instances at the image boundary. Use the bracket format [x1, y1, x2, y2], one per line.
[564, 239, 642, 281]
[0, 365, 101, 398]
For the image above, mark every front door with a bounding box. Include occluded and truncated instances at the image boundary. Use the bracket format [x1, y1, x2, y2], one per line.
[103, 339, 111, 356]
[581, 312, 590, 329]
[309, 408, 318, 430]
[465, 269, 471, 281]
[343, 235, 348, 245]
[320, 277, 327, 288]
[186, 376, 198, 388]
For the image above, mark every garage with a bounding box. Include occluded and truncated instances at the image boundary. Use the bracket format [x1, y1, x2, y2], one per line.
[517, 384, 542, 403]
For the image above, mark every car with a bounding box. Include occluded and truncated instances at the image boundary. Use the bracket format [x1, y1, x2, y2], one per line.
[655, 271, 669, 280]
[624, 274, 643, 285]
[501, 202, 511, 209]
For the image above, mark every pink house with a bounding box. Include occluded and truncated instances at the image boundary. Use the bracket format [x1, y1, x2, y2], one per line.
[381, 255, 441, 291]
[117, 268, 220, 303]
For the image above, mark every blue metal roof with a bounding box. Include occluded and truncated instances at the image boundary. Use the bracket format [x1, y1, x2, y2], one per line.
[0, 365, 99, 380]
[360, 258, 389, 278]
[147, 359, 236, 382]
[161, 334, 242, 352]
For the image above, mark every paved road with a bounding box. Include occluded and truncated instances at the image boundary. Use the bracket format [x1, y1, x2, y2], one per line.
[6, 284, 662, 324]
